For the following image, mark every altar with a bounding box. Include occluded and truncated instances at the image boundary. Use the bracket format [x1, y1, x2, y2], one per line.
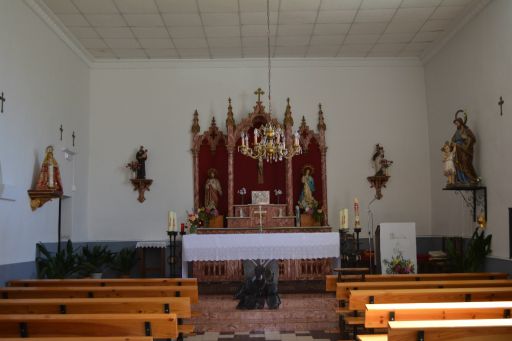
[228, 204, 295, 228]
[183, 230, 338, 281]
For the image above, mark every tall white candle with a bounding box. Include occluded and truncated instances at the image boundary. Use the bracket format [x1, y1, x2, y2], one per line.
[339, 210, 343, 230]
[173, 212, 177, 230]
[343, 209, 349, 229]
[168, 211, 172, 231]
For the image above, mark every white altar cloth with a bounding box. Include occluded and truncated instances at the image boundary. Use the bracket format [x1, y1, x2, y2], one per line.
[182, 232, 339, 276]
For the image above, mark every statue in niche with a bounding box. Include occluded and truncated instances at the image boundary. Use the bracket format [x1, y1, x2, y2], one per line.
[205, 168, 222, 210]
[135, 146, 148, 179]
[298, 165, 318, 211]
[372, 143, 393, 176]
[450, 110, 480, 186]
[36, 145, 63, 192]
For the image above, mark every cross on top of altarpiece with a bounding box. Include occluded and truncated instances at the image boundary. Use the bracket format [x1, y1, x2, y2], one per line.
[254, 205, 267, 231]
[254, 88, 265, 102]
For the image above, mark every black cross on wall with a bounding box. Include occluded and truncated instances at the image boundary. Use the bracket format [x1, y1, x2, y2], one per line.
[0, 92, 5, 113]
[499, 96, 504, 116]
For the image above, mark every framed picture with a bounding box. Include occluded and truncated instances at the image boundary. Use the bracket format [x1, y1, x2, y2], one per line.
[251, 191, 270, 205]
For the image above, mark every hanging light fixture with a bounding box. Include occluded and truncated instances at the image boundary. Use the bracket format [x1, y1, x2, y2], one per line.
[238, 0, 302, 163]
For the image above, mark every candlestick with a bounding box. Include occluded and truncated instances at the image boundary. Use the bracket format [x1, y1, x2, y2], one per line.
[180, 223, 185, 233]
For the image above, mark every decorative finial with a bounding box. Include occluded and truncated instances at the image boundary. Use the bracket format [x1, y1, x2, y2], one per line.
[318, 103, 326, 131]
[191, 110, 200, 134]
[283, 97, 294, 127]
[211, 116, 217, 127]
[226, 98, 235, 128]
[254, 88, 264, 102]
[300, 115, 307, 131]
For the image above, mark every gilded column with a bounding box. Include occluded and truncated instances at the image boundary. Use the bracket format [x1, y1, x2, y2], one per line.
[226, 98, 236, 217]
[283, 98, 294, 217]
[318, 104, 328, 225]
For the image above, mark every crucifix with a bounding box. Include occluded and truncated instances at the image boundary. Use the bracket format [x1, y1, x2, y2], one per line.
[72, 131, 76, 147]
[257, 158, 264, 184]
[254, 205, 267, 232]
[59, 125, 63, 141]
[499, 96, 504, 116]
[254, 88, 264, 102]
[0, 92, 5, 113]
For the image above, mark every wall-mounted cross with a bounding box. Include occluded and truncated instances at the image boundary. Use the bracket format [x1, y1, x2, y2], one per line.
[72, 131, 76, 147]
[59, 124, 63, 141]
[254, 88, 264, 102]
[0, 92, 5, 113]
[499, 96, 504, 116]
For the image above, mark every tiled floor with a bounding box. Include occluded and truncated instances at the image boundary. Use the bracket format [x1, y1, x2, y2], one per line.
[186, 331, 339, 341]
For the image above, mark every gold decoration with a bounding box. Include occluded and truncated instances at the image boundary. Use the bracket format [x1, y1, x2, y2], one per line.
[191, 110, 200, 134]
[283, 98, 294, 127]
[318, 103, 326, 131]
[226, 98, 235, 128]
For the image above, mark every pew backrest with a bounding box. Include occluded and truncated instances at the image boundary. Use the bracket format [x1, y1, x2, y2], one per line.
[326, 272, 509, 292]
[336, 279, 512, 301]
[365, 301, 512, 328]
[8, 278, 197, 287]
[349, 287, 512, 311]
[0, 313, 178, 338]
[0, 286, 199, 304]
[0, 297, 191, 318]
[0, 338, 153, 341]
[388, 319, 512, 341]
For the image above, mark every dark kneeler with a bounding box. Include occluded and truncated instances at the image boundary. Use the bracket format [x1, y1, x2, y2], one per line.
[235, 260, 281, 310]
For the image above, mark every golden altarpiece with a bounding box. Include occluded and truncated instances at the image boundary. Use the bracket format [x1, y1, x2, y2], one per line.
[190, 91, 332, 282]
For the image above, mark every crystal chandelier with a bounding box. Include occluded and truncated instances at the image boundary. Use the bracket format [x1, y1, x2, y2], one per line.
[239, 123, 302, 162]
[238, 0, 302, 163]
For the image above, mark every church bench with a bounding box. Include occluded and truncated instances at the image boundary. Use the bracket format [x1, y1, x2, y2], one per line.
[0, 336, 153, 341]
[357, 335, 388, 341]
[7, 278, 198, 287]
[364, 301, 512, 328]
[336, 279, 512, 304]
[0, 313, 178, 338]
[0, 285, 199, 304]
[348, 287, 512, 311]
[0, 297, 193, 336]
[387, 318, 512, 341]
[325, 272, 509, 292]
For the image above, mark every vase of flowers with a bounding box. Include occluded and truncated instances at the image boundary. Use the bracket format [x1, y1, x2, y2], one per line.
[187, 211, 201, 234]
[237, 187, 247, 205]
[383, 251, 415, 274]
[274, 189, 283, 204]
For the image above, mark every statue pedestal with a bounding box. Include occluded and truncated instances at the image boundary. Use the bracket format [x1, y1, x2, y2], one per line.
[300, 214, 321, 227]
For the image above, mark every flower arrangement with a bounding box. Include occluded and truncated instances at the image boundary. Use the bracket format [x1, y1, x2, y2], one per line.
[274, 189, 283, 204]
[237, 187, 247, 204]
[187, 211, 202, 234]
[303, 203, 324, 223]
[383, 251, 415, 274]
[187, 207, 219, 232]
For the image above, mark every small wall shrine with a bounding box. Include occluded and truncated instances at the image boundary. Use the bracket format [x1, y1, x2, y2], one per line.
[191, 90, 329, 228]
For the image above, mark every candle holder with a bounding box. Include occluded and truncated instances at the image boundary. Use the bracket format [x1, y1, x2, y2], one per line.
[354, 227, 362, 252]
[167, 230, 179, 277]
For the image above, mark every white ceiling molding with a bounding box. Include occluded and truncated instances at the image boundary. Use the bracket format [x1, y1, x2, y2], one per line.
[421, 0, 491, 64]
[24, 0, 94, 67]
[90, 57, 422, 70]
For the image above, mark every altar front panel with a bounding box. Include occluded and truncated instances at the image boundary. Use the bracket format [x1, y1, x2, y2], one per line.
[183, 232, 338, 281]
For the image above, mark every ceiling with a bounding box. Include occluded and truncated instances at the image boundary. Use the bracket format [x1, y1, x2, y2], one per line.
[39, 0, 479, 60]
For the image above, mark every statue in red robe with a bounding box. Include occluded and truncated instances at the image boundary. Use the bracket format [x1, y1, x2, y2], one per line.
[35, 146, 63, 193]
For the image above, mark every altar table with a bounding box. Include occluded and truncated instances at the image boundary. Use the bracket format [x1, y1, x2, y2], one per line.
[182, 232, 339, 279]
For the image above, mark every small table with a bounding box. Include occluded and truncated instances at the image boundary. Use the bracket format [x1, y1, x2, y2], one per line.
[135, 241, 169, 277]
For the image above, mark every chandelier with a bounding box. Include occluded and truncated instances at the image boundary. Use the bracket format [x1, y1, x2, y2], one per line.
[239, 123, 302, 162]
[238, 0, 302, 163]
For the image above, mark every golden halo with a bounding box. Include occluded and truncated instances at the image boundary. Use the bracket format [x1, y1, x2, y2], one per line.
[454, 109, 467, 125]
[302, 164, 314, 175]
[207, 168, 218, 177]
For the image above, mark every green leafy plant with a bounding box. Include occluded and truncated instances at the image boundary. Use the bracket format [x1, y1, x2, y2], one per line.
[109, 247, 138, 277]
[446, 227, 492, 272]
[36, 240, 79, 279]
[78, 244, 114, 277]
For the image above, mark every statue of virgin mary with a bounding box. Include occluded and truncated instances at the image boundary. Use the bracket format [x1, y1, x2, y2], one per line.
[298, 165, 318, 211]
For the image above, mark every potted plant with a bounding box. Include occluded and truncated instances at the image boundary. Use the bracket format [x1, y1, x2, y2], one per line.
[36, 240, 79, 279]
[109, 247, 138, 278]
[78, 245, 114, 279]
[446, 225, 492, 272]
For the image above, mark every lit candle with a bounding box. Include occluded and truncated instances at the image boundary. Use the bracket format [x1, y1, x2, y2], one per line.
[354, 199, 361, 228]
[343, 209, 349, 229]
[168, 211, 172, 231]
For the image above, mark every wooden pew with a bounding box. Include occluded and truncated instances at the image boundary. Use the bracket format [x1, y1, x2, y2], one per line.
[0, 285, 199, 304]
[364, 301, 512, 329]
[326, 272, 509, 292]
[388, 319, 512, 341]
[349, 287, 512, 311]
[0, 297, 193, 336]
[0, 336, 153, 341]
[336, 279, 512, 303]
[0, 313, 177, 338]
[7, 278, 197, 287]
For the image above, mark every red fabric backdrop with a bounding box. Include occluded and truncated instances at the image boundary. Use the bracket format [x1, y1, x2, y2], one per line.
[292, 138, 323, 210]
[198, 140, 228, 215]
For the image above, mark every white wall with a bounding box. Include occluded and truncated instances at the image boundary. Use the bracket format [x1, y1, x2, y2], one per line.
[0, 0, 90, 265]
[425, 0, 512, 257]
[88, 59, 431, 241]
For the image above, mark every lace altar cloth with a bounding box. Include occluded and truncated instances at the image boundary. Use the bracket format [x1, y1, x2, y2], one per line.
[135, 241, 169, 249]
